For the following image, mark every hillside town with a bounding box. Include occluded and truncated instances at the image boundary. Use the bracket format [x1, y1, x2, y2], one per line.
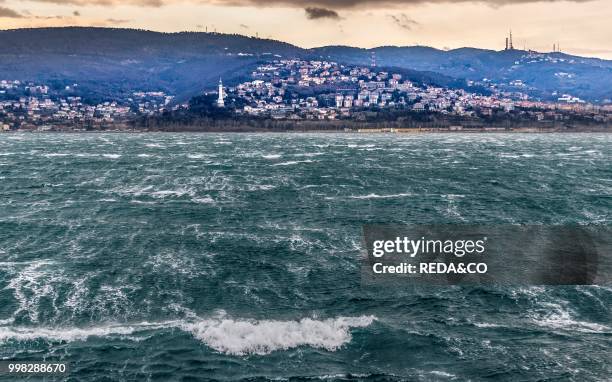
[1, 58, 611, 131]
[220, 59, 611, 124]
[0, 80, 174, 131]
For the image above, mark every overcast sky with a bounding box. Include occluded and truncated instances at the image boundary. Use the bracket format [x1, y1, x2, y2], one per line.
[1, 0, 611, 59]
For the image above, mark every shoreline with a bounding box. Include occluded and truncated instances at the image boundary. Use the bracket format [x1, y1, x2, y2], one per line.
[3, 128, 611, 134]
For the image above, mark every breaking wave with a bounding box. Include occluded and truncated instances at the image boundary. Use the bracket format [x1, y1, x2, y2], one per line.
[181, 315, 376, 356]
[0, 315, 376, 356]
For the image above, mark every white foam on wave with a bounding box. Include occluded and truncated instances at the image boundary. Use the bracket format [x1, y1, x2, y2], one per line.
[3, 260, 136, 324]
[191, 196, 216, 204]
[0, 322, 169, 343]
[512, 288, 612, 334]
[262, 154, 281, 159]
[150, 188, 195, 198]
[0, 318, 15, 325]
[144, 252, 206, 278]
[352, 193, 413, 199]
[473, 322, 501, 328]
[246, 184, 276, 191]
[111, 185, 154, 197]
[430, 370, 456, 378]
[273, 160, 314, 166]
[130, 200, 156, 204]
[532, 304, 610, 333]
[327, 193, 413, 200]
[294, 152, 324, 158]
[0, 315, 376, 356]
[181, 315, 376, 356]
[5, 260, 64, 323]
[347, 144, 376, 149]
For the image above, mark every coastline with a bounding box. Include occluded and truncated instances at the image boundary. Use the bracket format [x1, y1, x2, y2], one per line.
[5, 119, 611, 134]
[3, 126, 611, 134]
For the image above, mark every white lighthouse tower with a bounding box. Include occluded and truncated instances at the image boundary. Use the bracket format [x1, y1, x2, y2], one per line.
[217, 78, 225, 107]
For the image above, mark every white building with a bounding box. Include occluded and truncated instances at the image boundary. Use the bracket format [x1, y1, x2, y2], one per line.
[217, 78, 225, 107]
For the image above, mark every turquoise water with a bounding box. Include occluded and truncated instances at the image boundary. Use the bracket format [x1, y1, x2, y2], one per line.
[0, 133, 610, 381]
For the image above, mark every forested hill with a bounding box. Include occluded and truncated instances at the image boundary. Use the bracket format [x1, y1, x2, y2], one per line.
[0, 27, 304, 102]
[1, 27, 610, 103]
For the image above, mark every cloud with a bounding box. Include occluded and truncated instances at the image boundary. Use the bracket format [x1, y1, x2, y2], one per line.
[388, 13, 418, 30]
[207, 0, 595, 9]
[305, 6, 340, 19]
[25, 0, 164, 7]
[0, 6, 23, 18]
[33, 15, 65, 19]
[9, 0, 597, 9]
[105, 18, 130, 24]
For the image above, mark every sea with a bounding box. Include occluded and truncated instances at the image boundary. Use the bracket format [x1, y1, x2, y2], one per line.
[0, 133, 610, 381]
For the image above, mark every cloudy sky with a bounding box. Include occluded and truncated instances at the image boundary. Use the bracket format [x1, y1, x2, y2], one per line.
[1, 0, 611, 59]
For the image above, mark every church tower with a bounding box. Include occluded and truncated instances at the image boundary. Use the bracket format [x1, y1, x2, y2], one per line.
[217, 78, 225, 107]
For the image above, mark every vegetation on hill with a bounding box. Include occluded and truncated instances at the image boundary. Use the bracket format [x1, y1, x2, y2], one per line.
[1, 27, 610, 103]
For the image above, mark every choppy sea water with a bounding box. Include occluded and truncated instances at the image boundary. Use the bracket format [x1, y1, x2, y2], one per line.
[0, 133, 610, 381]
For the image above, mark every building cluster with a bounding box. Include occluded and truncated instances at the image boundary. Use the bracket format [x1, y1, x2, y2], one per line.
[1, 56, 611, 131]
[220, 60, 610, 123]
[518, 51, 581, 66]
[131, 91, 175, 116]
[0, 80, 174, 131]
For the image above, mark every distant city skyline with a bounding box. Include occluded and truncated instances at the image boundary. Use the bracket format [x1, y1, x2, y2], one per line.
[1, 0, 611, 59]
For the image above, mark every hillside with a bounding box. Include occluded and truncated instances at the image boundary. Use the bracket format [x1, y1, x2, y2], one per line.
[0, 27, 304, 102]
[310, 46, 612, 102]
[1, 27, 611, 103]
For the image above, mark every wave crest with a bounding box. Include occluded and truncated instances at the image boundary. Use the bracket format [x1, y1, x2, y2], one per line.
[182, 315, 376, 356]
[0, 315, 376, 356]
